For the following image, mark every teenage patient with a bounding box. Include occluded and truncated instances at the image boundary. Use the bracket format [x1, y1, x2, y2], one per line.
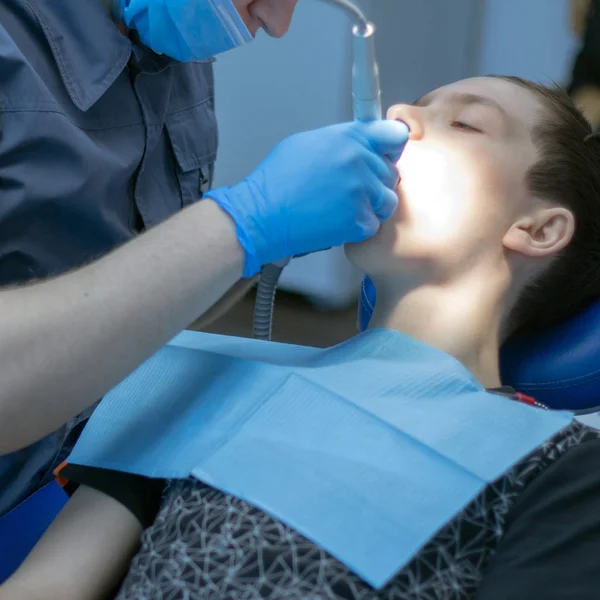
[4, 75, 600, 600]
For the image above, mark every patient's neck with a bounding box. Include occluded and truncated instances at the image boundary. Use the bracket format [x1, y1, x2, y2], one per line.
[369, 272, 506, 388]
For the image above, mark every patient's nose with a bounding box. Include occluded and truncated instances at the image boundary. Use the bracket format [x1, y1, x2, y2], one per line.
[387, 104, 424, 141]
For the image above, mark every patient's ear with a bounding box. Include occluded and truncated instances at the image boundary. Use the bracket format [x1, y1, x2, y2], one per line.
[503, 206, 575, 258]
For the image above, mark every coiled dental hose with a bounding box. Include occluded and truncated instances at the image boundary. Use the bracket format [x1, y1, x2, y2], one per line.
[252, 0, 381, 341]
[253, 258, 291, 341]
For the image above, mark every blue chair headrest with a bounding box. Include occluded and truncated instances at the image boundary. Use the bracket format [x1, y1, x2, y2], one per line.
[358, 276, 600, 412]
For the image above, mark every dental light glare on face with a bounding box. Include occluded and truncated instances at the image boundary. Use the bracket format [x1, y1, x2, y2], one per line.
[253, 0, 383, 340]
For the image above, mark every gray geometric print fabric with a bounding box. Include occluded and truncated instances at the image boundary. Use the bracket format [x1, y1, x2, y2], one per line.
[117, 422, 598, 600]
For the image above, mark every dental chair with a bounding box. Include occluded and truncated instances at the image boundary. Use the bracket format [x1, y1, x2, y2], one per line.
[1, 281, 599, 587]
[0, 475, 68, 584]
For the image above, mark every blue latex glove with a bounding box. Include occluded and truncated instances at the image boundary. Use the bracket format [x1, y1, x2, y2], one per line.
[209, 120, 409, 277]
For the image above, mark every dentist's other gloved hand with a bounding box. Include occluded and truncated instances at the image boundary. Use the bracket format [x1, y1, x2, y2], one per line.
[208, 120, 409, 277]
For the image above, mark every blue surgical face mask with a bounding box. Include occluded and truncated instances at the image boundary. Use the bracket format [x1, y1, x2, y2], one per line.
[113, 0, 254, 62]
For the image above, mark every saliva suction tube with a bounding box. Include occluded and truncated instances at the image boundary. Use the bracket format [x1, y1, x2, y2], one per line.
[252, 0, 383, 341]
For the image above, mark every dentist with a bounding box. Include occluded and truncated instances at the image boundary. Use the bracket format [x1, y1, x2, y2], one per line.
[0, 0, 408, 515]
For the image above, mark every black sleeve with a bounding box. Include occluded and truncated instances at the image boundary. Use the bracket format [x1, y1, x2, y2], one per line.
[61, 463, 165, 529]
[476, 438, 600, 600]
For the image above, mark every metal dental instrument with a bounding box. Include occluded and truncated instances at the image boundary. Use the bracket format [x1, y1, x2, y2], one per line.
[253, 0, 382, 341]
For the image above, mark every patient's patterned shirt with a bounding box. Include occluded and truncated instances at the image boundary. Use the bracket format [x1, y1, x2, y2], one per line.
[104, 421, 600, 600]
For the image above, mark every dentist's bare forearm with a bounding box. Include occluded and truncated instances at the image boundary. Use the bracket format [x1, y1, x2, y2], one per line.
[0, 199, 244, 455]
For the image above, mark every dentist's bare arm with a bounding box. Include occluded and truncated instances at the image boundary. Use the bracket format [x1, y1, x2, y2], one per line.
[0, 199, 244, 455]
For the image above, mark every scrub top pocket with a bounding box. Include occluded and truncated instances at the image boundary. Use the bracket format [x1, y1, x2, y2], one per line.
[167, 99, 218, 207]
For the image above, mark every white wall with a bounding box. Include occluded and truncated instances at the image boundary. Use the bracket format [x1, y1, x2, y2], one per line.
[372, 0, 482, 107]
[477, 0, 578, 83]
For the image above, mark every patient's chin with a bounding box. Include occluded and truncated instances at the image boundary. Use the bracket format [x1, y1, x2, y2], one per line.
[344, 239, 367, 267]
[344, 234, 385, 273]
[343, 240, 362, 264]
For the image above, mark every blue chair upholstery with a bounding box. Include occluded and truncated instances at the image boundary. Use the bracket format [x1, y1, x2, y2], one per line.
[358, 276, 600, 412]
[0, 481, 69, 584]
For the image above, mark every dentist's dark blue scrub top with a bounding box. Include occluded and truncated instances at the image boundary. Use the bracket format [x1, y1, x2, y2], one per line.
[0, 0, 218, 516]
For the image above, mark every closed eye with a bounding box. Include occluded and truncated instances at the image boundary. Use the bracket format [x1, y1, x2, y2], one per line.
[450, 121, 482, 133]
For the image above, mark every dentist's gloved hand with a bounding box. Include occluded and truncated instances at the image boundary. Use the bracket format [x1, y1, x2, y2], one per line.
[208, 120, 409, 277]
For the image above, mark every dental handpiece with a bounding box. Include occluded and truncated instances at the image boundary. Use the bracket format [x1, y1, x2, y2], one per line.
[320, 0, 382, 121]
[351, 22, 382, 121]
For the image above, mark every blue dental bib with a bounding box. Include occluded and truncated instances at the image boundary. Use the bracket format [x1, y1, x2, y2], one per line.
[69, 329, 572, 588]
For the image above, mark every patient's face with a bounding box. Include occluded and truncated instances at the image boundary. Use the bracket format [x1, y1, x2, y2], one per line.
[345, 77, 542, 280]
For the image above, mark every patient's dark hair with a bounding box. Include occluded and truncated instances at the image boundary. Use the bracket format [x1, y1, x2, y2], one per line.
[496, 75, 600, 339]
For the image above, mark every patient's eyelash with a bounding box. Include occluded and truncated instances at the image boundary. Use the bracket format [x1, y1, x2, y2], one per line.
[450, 121, 482, 133]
